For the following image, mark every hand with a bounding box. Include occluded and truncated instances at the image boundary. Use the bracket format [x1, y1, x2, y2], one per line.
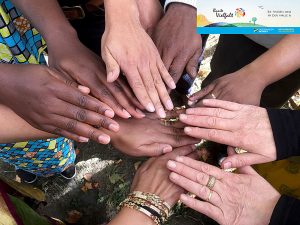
[179, 99, 277, 168]
[188, 69, 265, 106]
[152, 3, 202, 84]
[131, 145, 197, 206]
[0, 64, 119, 144]
[47, 33, 145, 119]
[105, 113, 199, 157]
[167, 157, 280, 225]
[102, 1, 176, 118]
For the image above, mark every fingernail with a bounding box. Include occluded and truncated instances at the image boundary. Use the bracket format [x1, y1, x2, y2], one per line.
[166, 100, 174, 110]
[136, 108, 145, 117]
[163, 146, 172, 153]
[179, 114, 187, 120]
[109, 123, 119, 132]
[170, 172, 178, 180]
[78, 137, 89, 142]
[180, 194, 188, 201]
[122, 109, 131, 118]
[184, 127, 192, 133]
[104, 109, 115, 118]
[176, 156, 183, 162]
[170, 80, 176, 89]
[146, 103, 155, 112]
[167, 160, 176, 168]
[223, 162, 232, 169]
[188, 100, 194, 106]
[158, 108, 166, 118]
[218, 157, 226, 166]
[98, 135, 110, 144]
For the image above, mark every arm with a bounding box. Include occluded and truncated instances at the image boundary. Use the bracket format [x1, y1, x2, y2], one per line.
[0, 104, 54, 143]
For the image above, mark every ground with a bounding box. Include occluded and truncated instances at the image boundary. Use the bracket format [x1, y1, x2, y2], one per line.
[0, 35, 299, 225]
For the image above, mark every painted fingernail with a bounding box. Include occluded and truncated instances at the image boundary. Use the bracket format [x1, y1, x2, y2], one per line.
[166, 100, 174, 110]
[146, 103, 155, 112]
[104, 109, 115, 118]
[108, 123, 119, 132]
[170, 172, 178, 180]
[223, 162, 232, 169]
[98, 135, 110, 144]
[78, 137, 89, 143]
[184, 127, 192, 133]
[167, 160, 176, 168]
[136, 108, 145, 117]
[176, 156, 183, 162]
[122, 109, 131, 118]
[180, 114, 187, 120]
[158, 108, 166, 118]
[163, 146, 172, 153]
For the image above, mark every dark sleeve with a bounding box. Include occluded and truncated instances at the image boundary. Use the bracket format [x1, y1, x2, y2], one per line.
[269, 195, 300, 225]
[267, 109, 300, 160]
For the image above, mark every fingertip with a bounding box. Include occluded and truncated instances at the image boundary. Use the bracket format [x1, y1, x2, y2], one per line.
[108, 123, 120, 132]
[78, 85, 90, 94]
[122, 109, 132, 118]
[162, 145, 172, 153]
[135, 108, 146, 118]
[104, 109, 115, 118]
[98, 134, 110, 144]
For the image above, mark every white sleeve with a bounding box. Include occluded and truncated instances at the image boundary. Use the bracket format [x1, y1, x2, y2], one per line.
[164, 0, 198, 11]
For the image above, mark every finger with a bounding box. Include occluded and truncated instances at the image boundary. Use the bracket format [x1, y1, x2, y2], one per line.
[138, 66, 166, 118]
[45, 125, 88, 143]
[167, 160, 223, 193]
[138, 143, 173, 157]
[151, 66, 174, 111]
[180, 194, 222, 222]
[157, 59, 176, 90]
[167, 57, 187, 85]
[102, 49, 120, 82]
[106, 82, 145, 118]
[48, 68, 79, 89]
[161, 49, 174, 72]
[165, 133, 200, 148]
[202, 99, 243, 111]
[221, 153, 270, 170]
[174, 156, 225, 180]
[56, 101, 119, 132]
[186, 50, 201, 78]
[125, 69, 155, 113]
[186, 107, 235, 119]
[167, 145, 196, 159]
[77, 85, 90, 94]
[169, 172, 222, 207]
[52, 115, 111, 144]
[55, 84, 115, 118]
[184, 127, 236, 147]
[188, 83, 216, 105]
[161, 126, 187, 136]
[179, 114, 235, 131]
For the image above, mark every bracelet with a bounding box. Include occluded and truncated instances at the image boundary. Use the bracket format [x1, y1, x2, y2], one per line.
[120, 191, 171, 225]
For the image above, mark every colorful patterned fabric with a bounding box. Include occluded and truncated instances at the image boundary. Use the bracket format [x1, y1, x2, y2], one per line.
[0, 0, 75, 176]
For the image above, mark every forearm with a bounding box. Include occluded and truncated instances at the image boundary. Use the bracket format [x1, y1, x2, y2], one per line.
[0, 104, 55, 143]
[108, 207, 155, 225]
[10, 0, 77, 44]
[242, 35, 300, 87]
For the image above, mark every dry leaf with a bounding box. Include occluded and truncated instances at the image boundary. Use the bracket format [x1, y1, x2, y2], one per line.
[83, 173, 93, 182]
[65, 210, 82, 224]
[115, 159, 123, 165]
[75, 149, 80, 155]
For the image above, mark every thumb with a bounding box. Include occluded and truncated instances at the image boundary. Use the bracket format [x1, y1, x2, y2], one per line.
[102, 50, 120, 83]
[188, 83, 216, 106]
[138, 143, 173, 157]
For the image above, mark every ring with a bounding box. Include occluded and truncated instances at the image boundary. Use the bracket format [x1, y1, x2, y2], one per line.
[207, 190, 213, 202]
[211, 93, 217, 99]
[206, 175, 216, 190]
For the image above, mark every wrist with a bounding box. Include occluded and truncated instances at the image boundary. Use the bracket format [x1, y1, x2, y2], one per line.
[104, 0, 140, 26]
[116, 207, 155, 225]
[44, 25, 78, 48]
[238, 63, 269, 89]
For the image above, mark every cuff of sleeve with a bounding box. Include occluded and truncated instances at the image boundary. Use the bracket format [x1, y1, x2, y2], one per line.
[269, 195, 298, 225]
[164, 0, 198, 11]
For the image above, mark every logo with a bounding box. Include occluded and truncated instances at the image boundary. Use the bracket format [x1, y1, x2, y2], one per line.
[235, 8, 246, 17]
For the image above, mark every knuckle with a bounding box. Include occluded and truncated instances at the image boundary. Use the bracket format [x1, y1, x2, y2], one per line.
[76, 110, 87, 122]
[169, 66, 179, 79]
[78, 95, 87, 107]
[98, 117, 109, 128]
[66, 120, 77, 131]
[207, 117, 217, 127]
[202, 164, 210, 174]
[208, 129, 218, 139]
[196, 173, 206, 184]
[95, 105, 106, 115]
[100, 88, 112, 98]
[113, 83, 123, 92]
[65, 79, 75, 87]
[88, 129, 97, 140]
[197, 185, 207, 196]
[53, 127, 62, 135]
[132, 80, 143, 89]
[215, 108, 223, 117]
